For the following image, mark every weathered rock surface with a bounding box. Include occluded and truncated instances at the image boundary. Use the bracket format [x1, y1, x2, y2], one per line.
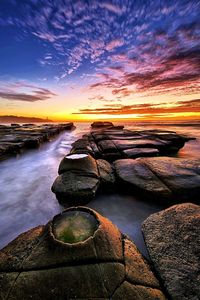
[114, 157, 200, 203]
[52, 154, 114, 204]
[52, 172, 99, 204]
[71, 128, 193, 162]
[142, 203, 200, 300]
[0, 207, 167, 300]
[0, 123, 75, 160]
[97, 159, 115, 189]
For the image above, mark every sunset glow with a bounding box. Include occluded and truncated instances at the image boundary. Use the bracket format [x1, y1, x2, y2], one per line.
[0, 0, 200, 121]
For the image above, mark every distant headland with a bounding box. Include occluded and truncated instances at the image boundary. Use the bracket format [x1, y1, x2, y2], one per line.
[0, 115, 53, 123]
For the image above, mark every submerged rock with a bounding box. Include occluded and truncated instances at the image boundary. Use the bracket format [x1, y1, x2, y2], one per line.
[142, 203, 200, 300]
[0, 207, 167, 300]
[114, 157, 200, 203]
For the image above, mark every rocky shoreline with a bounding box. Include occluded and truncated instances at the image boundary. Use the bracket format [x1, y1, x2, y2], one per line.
[52, 122, 199, 205]
[0, 122, 75, 160]
[0, 121, 199, 299]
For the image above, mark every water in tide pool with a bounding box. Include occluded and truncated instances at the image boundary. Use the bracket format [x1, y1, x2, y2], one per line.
[0, 121, 200, 258]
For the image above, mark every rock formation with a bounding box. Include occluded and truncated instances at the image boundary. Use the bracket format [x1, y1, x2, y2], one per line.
[52, 153, 114, 205]
[114, 157, 200, 203]
[0, 207, 167, 300]
[0, 123, 75, 160]
[70, 128, 193, 162]
[142, 203, 200, 300]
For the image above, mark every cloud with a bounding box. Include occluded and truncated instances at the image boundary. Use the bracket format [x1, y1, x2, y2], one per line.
[105, 39, 124, 51]
[88, 44, 200, 97]
[99, 3, 123, 15]
[0, 0, 200, 97]
[0, 82, 56, 102]
[74, 99, 200, 115]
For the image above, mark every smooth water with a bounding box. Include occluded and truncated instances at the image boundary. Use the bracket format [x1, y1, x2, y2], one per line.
[0, 122, 200, 257]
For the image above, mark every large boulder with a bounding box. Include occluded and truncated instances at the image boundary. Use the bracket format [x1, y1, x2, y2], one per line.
[142, 203, 200, 300]
[58, 153, 99, 177]
[0, 207, 167, 300]
[114, 157, 200, 203]
[52, 172, 99, 204]
[53, 154, 116, 205]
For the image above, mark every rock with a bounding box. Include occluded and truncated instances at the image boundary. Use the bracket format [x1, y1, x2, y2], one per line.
[0, 207, 167, 300]
[112, 281, 167, 300]
[114, 157, 200, 203]
[53, 154, 101, 205]
[0, 123, 75, 160]
[123, 147, 159, 158]
[58, 153, 99, 177]
[142, 203, 200, 300]
[51, 172, 99, 205]
[70, 128, 193, 161]
[114, 158, 172, 201]
[96, 159, 115, 189]
[91, 121, 114, 128]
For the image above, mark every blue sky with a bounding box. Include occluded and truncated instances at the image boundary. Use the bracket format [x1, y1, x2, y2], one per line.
[0, 0, 200, 120]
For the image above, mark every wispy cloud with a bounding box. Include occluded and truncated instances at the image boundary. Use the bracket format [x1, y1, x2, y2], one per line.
[0, 82, 56, 102]
[74, 99, 200, 115]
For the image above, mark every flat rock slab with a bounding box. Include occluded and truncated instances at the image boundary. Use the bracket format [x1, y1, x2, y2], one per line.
[0, 123, 74, 160]
[114, 157, 200, 203]
[70, 128, 193, 162]
[0, 207, 167, 300]
[142, 203, 200, 300]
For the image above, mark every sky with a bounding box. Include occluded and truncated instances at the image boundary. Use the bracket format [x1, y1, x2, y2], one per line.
[0, 0, 200, 121]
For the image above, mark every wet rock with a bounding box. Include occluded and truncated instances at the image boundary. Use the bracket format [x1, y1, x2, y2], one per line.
[142, 203, 200, 300]
[123, 147, 159, 158]
[0, 123, 75, 160]
[52, 154, 101, 205]
[58, 153, 99, 177]
[70, 127, 193, 161]
[97, 159, 115, 189]
[112, 281, 167, 300]
[114, 157, 200, 203]
[0, 207, 167, 300]
[52, 172, 99, 205]
[91, 121, 114, 128]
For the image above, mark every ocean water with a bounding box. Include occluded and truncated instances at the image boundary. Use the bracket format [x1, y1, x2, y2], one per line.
[0, 121, 199, 258]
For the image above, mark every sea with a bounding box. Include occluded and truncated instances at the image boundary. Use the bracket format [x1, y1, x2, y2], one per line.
[0, 121, 200, 258]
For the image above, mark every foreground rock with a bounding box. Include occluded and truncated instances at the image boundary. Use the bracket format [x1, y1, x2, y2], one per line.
[52, 153, 115, 205]
[0, 207, 167, 300]
[142, 203, 200, 300]
[0, 123, 75, 160]
[71, 128, 193, 161]
[114, 157, 200, 203]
